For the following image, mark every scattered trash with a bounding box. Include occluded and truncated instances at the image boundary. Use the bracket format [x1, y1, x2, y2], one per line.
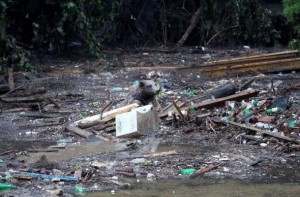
[180, 168, 196, 175]
[74, 185, 87, 196]
[266, 107, 283, 115]
[11, 172, 79, 182]
[0, 183, 17, 190]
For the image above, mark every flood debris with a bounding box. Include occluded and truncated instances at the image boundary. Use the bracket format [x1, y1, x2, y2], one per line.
[2, 49, 300, 196]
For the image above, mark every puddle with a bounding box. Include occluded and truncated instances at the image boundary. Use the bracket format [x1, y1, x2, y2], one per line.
[0, 139, 54, 153]
[86, 178, 300, 197]
[21, 141, 128, 163]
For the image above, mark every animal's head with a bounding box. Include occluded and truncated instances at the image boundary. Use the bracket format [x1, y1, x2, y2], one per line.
[138, 80, 161, 96]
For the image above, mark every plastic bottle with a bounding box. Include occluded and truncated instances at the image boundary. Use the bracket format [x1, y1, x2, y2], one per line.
[110, 87, 123, 93]
[266, 107, 283, 114]
[252, 99, 259, 107]
[74, 185, 87, 195]
[180, 168, 196, 175]
[289, 120, 300, 128]
[0, 183, 17, 190]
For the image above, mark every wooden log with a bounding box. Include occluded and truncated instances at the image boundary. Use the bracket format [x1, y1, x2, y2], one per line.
[66, 126, 93, 139]
[72, 103, 139, 128]
[189, 83, 237, 102]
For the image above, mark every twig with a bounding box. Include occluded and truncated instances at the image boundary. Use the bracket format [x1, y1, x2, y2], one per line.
[205, 25, 238, 47]
[0, 149, 16, 156]
[172, 100, 185, 119]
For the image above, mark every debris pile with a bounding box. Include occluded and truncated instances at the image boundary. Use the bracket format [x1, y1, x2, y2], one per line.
[1, 50, 300, 195]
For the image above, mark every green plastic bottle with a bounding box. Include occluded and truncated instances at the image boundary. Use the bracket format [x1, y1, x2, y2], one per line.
[74, 185, 87, 195]
[266, 107, 282, 114]
[0, 183, 17, 190]
[180, 168, 196, 175]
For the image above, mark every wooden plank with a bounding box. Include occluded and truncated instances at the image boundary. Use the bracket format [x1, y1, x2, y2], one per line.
[192, 89, 259, 110]
[202, 50, 299, 66]
[177, 52, 300, 78]
[72, 103, 139, 127]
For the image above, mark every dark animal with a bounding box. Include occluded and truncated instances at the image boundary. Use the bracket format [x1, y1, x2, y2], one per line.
[123, 80, 162, 111]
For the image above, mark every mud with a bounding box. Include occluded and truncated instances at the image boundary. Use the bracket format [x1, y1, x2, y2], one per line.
[0, 47, 299, 196]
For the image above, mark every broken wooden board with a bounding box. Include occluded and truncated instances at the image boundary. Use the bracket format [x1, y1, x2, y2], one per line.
[191, 89, 259, 110]
[71, 103, 139, 127]
[177, 50, 300, 78]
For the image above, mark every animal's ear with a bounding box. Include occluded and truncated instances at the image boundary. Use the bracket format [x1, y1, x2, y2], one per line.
[139, 81, 145, 88]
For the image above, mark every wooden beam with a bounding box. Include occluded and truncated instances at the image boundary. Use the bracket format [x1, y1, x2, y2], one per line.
[177, 51, 300, 78]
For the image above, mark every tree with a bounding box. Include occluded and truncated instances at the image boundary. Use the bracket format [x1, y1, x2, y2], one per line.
[283, 0, 300, 49]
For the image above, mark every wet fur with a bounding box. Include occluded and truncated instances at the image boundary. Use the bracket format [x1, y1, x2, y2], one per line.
[123, 80, 162, 111]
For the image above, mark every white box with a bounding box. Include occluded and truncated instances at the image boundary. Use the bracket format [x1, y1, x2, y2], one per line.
[116, 105, 160, 138]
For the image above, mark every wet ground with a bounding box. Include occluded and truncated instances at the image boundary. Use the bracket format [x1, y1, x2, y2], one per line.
[0, 46, 300, 196]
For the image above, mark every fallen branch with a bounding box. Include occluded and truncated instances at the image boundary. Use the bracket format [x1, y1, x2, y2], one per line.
[19, 113, 58, 119]
[227, 121, 300, 144]
[0, 149, 16, 156]
[27, 148, 59, 153]
[92, 122, 115, 131]
[176, 6, 202, 47]
[190, 164, 219, 178]
[1, 95, 46, 102]
[173, 100, 185, 119]
[205, 25, 238, 47]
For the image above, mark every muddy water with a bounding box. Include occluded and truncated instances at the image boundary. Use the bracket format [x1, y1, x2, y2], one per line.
[0, 139, 54, 153]
[20, 141, 128, 163]
[87, 179, 300, 197]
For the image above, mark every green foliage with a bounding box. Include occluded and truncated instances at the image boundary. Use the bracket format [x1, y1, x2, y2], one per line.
[152, 0, 279, 46]
[283, 0, 300, 50]
[233, 0, 280, 45]
[29, 0, 120, 57]
[0, 0, 31, 72]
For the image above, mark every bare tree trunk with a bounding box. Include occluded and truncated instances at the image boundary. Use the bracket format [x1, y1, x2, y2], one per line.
[8, 67, 14, 91]
[176, 5, 202, 48]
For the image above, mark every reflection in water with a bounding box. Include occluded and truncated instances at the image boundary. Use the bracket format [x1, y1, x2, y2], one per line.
[86, 179, 300, 197]
[0, 139, 54, 152]
[19, 141, 128, 163]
